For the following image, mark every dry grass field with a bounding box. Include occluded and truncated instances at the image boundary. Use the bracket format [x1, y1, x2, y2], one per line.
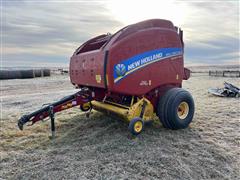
[0, 72, 239, 179]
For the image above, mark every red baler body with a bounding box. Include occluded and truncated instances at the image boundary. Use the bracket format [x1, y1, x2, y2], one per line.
[18, 19, 193, 134]
[70, 19, 187, 96]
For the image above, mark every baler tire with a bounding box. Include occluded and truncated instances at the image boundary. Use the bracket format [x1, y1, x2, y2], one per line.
[128, 117, 144, 135]
[157, 88, 182, 128]
[157, 88, 194, 130]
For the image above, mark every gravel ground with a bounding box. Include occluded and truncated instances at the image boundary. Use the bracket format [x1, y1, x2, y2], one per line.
[0, 73, 239, 179]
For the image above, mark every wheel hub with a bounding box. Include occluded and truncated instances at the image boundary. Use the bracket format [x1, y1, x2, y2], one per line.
[134, 121, 143, 132]
[177, 101, 189, 120]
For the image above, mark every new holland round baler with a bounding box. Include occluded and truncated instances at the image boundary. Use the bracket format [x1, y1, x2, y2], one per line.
[18, 19, 194, 136]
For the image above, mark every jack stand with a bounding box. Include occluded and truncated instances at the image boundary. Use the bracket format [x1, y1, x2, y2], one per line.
[85, 106, 93, 118]
[49, 106, 55, 139]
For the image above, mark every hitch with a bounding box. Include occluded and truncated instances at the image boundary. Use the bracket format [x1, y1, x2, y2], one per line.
[17, 89, 93, 131]
[18, 115, 30, 130]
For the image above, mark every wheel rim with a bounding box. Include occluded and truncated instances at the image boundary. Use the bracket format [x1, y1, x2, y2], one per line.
[134, 121, 143, 133]
[82, 103, 90, 110]
[177, 101, 189, 120]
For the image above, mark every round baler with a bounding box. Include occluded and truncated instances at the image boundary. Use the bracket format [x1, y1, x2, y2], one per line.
[18, 19, 194, 136]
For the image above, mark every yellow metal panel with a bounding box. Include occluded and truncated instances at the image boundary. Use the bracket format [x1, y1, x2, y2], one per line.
[91, 101, 129, 120]
[104, 100, 129, 109]
[126, 97, 154, 122]
[91, 97, 154, 122]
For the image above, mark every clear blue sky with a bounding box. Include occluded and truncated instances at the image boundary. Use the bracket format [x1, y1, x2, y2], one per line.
[2, 0, 239, 67]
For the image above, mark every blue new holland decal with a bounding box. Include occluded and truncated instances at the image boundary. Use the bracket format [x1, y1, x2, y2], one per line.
[113, 47, 182, 83]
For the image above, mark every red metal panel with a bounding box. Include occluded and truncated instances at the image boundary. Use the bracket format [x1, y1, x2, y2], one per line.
[70, 50, 105, 88]
[106, 28, 183, 95]
[70, 19, 184, 96]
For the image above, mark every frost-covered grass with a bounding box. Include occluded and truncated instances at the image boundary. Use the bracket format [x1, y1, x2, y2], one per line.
[0, 74, 239, 179]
